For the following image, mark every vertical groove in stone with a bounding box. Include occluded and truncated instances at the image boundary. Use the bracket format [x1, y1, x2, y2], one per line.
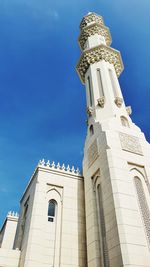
[97, 69, 104, 97]
[87, 76, 93, 106]
[109, 68, 118, 97]
[97, 184, 110, 267]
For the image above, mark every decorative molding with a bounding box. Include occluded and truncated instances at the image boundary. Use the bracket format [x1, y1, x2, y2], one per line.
[38, 159, 81, 175]
[97, 96, 105, 108]
[119, 132, 143, 155]
[79, 23, 112, 50]
[126, 106, 132, 115]
[88, 139, 99, 167]
[114, 97, 123, 107]
[80, 13, 104, 31]
[87, 106, 93, 116]
[76, 44, 124, 84]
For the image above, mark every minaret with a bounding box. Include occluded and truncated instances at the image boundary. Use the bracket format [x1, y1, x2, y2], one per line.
[77, 12, 150, 267]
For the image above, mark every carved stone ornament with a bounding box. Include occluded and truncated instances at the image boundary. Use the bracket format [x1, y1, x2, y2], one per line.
[97, 96, 105, 108]
[119, 132, 143, 155]
[88, 139, 99, 167]
[80, 12, 104, 30]
[114, 97, 123, 107]
[126, 106, 132, 115]
[76, 44, 124, 84]
[78, 23, 112, 50]
[87, 106, 93, 116]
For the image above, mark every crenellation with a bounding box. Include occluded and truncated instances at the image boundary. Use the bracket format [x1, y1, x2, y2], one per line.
[7, 212, 19, 218]
[38, 159, 81, 175]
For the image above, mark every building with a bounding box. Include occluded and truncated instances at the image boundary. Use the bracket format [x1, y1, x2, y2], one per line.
[0, 12, 150, 267]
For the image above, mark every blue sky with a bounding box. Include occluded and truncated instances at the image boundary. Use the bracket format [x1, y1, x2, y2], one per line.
[0, 0, 150, 225]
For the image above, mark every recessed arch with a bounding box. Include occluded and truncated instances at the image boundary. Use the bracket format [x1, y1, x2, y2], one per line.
[46, 188, 62, 199]
[129, 167, 148, 185]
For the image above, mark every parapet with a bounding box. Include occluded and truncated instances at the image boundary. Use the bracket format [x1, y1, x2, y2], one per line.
[38, 159, 81, 176]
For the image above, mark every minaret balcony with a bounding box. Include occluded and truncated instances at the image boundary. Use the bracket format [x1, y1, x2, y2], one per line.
[76, 44, 124, 84]
[78, 23, 112, 51]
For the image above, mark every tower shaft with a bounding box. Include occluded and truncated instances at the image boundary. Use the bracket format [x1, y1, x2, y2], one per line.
[77, 12, 150, 267]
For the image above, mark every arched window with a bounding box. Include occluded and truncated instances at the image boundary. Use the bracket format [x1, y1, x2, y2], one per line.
[48, 200, 57, 222]
[120, 116, 129, 127]
[134, 177, 150, 246]
[89, 124, 94, 136]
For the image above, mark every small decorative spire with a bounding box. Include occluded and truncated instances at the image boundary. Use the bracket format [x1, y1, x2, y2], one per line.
[67, 165, 70, 172]
[57, 162, 61, 169]
[61, 163, 65, 170]
[46, 160, 50, 167]
[76, 167, 80, 174]
[51, 161, 55, 168]
[41, 159, 45, 166]
[7, 211, 19, 218]
[71, 166, 75, 173]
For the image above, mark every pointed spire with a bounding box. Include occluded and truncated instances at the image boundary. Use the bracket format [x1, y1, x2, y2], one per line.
[51, 161, 55, 168]
[71, 166, 75, 173]
[76, 167, 80, 175]
[41, 159, 45, 166]
[67, 164, 70, 172]
[46, 160, 50, 167]
[57, 162, 61, 169]
[61, 163, 65, 170]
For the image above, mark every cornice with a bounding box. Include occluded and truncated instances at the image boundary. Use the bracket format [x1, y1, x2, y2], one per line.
[78, 23, 112, 50]
[76, 44, 124, 84]
[80, 13, 104, 30]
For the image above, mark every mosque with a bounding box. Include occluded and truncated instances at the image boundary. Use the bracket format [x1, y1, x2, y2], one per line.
[0, 12, 150, 267]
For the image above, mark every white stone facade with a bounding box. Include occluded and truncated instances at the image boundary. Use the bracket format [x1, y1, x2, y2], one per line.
[0, 12, 150, 267]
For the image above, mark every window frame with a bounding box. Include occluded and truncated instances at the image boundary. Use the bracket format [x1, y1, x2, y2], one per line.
[48, 199, 57, 223]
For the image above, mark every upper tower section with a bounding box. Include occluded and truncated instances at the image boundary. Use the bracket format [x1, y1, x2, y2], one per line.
[79, 12, 112, 51]
[76, 13, 130, 124]
[77, 12, 123, 84]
